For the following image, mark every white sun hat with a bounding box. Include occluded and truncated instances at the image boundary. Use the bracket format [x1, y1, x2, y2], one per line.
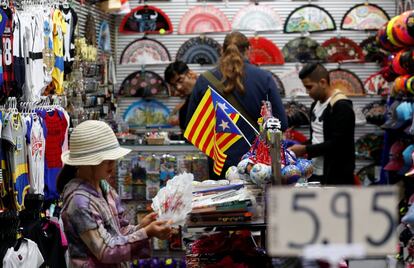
[61, 120, 131, 166]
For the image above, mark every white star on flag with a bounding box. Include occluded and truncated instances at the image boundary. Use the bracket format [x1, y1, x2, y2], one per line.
[219, 120, 229, 131]
[218, 102, 228, 111]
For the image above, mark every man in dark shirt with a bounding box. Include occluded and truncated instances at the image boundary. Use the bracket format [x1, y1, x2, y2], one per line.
[164, 61, 198, 130]
[289, 63, 356, 185]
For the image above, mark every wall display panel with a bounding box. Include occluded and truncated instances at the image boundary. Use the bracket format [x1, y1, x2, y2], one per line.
[114, 0, 395, 172]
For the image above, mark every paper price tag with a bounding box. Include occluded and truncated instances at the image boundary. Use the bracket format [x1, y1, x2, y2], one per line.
[267, 186, 398, 256]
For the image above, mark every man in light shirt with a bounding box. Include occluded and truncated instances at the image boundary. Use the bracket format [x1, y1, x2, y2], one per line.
[289, 63, 356, 185]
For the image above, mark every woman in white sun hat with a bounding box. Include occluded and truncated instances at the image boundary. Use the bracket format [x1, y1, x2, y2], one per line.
[58, 120, 171, 268]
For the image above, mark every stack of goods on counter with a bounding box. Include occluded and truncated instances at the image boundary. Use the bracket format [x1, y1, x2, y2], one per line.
[189, 182, 256, 225]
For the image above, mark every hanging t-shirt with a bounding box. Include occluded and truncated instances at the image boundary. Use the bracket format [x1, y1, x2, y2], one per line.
[12, 11, 26, 96]
[52, 9, 66, 95]
[2, 113, 30, 210]
[22, 220, 67, 268]
[42, 8, 54, 85]
[311, 97, 331, 176]
[26, 115, 46, 195]
[2, 239, 44, 268]
[39, 109, 67, 200]
[60, 6, 77, 75]
[2, 7, 15, 99]
[0, 7, 9, 93]
[24, 13, 45, 101]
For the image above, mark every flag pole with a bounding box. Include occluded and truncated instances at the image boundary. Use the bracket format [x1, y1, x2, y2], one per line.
[208, 86, 260, 136]
[217, 104, 252, 147]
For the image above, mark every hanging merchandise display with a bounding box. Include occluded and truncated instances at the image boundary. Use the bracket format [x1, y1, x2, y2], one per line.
[284, 4, 336, 33]
[282, 36, 327, 62]
[176, 36, 221, 65]
[248, 37, 284, 65]
[118, 70, 169, 97]
[61, 4, 78, 75]
[123, 99, 171, 128]
[364, 72, 391, 96]
[177, 5, 231, 34]
[231, 3, 283, 32]
[321, 37, 364, 63]
[119, 5, 173, 34]
[284, 101, 311, 127]
[85, 12, 97, 46]
[98, 21, 112, 53]
[360, 36, 388, 65]
[119, 37, 171, 65]
[329, 68, 365, 96]
[341, 3, 389, 31]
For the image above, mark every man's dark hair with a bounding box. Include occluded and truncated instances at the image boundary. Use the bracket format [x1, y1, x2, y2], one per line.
[299, 63, 330, 84]
[164, 61, 189, 84]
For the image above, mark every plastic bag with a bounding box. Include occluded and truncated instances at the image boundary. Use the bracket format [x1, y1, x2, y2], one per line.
[151, 172, 194, 227]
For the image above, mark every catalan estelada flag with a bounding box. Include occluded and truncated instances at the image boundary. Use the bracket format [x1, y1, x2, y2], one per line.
[184, 87, 243, 175]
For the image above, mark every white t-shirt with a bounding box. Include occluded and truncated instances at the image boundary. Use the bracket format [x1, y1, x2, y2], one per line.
[311, 97, 331, 176]
[3, 239, 44, 268]
[26, 115, 46, 194]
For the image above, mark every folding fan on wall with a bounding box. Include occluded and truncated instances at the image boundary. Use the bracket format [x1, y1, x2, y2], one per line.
[176, 36, 221, 65]
[118, 70, 169, 97]
[360, 36, 388, 65]
[329, 68, 365, 96]
[248, 37, 284, 65]
[321, 37, 364, 63]
[282, 36, 327, 62]
[178, 5, 231, 34]
[284, 4, 336, 33]
[119, 5, 173, 34]
[120, 37, 171, 65]
[232, 4, 283, 32]
[341, 3, 389, 31]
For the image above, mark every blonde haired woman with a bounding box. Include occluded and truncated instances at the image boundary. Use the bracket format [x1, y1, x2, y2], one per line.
[58, 120, 171, 267]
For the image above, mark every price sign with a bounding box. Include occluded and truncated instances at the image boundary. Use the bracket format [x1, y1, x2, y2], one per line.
[267, 186, 398, 256]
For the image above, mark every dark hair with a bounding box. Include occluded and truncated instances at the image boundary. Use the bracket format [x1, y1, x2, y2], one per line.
[56, 165, 78, 194]
[164, 61, 189, 84]
[219, 32, 250, 94]
[299, 63, 330, 84]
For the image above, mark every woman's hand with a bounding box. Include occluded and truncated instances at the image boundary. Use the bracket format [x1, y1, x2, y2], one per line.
[139, 212, 157, 228]
[144, 220, 173, 240]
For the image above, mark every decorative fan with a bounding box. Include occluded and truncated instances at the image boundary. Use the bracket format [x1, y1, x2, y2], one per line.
[124, 99, 171, 129]
[341, 3, 389, 31]
[118, 70, 169, 97]
[178, 5, 231, 34]
[176, 36, 221, 65]
[120, 38, 171, 65]
[272, 72, 285, 97]
[321, 37, 364, 63]
[329, 68, 365, 96]
[248, 37, 284, 65]
[119, 5, 173, 34]
[364, 72, 391, 96]
[360, 36, 388, 65]
[280, 68, 307, 97]
[232, 4, 283, 32]
[284, 4, 336, 33]
[282, 37, 327, 62]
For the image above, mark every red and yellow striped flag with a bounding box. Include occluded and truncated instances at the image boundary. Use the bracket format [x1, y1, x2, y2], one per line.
[184, 88, 242, 175]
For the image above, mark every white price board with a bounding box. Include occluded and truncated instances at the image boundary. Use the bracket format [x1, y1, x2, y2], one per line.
[267, 186, 398, 256]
